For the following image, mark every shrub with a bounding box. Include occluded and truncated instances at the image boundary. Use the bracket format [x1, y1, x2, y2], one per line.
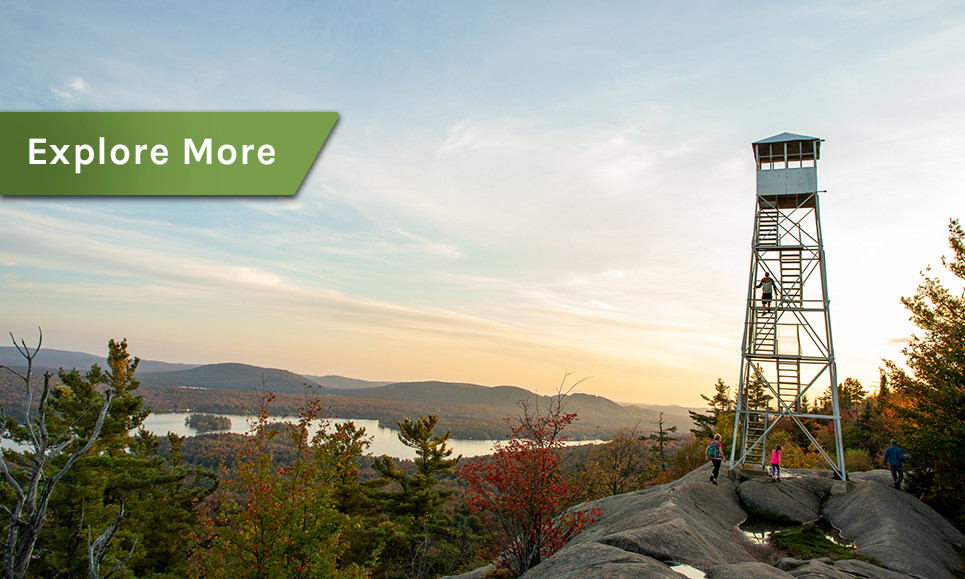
[844, 448, 874, 472]
[459, 387, 600, 577]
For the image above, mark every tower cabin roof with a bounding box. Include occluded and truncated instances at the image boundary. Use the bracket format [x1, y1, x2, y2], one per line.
[752, 132, 820, 145]
[753, 132, 822, 166]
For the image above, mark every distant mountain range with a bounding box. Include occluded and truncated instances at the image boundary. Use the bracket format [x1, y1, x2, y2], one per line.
[303, 375, 394, 390]
[138, 363, 318, 393]
[0, 347, 199, 374]
[137, 364, 396, 394]
[0, 347, 698, 439]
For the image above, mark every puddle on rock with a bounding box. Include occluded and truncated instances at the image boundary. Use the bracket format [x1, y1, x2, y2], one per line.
[669, 563, 706, 578]
[739, 516, 854, 549]
[822, 522, 855, 548]
[740, 517, 794, 545]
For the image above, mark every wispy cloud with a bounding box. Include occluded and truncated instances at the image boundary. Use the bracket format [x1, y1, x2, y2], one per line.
[49, 76, 89, 102]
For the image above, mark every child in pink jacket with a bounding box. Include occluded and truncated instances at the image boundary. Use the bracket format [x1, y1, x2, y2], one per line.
[770, 445, 783, 481]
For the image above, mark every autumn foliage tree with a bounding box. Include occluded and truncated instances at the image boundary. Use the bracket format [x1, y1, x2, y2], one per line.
[580, 426, 652, 500]
[187, 393, 369, 579]
[459, 383, 599, 577]
[850, 373, 900, 460]
[884, 218, 965, 522]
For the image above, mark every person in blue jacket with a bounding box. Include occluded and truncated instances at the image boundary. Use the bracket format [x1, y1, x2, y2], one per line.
[883, 439, 910, 490]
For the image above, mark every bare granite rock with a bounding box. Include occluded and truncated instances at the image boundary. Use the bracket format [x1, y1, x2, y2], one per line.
[775, 557, 809, 571]
[736, 476, 830, 523]
[788, 559, 858, 578]
[441, 565, 492, 579]
[831, 559, 914, 579]
[706, 561, 793, 578]
[546, 465, 754, 572]
[846, 470, 897, 487]
[518, 542, 686, 579]
[824, 478, 965, 579]
[448, 464, 962, 579]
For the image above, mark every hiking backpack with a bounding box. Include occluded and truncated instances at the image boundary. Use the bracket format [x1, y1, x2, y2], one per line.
[708, 441, 722, 458]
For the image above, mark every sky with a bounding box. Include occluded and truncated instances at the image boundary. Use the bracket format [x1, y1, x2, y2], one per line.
[1, 1, 963, 406]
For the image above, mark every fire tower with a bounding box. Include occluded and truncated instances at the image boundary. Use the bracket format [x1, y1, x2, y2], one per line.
[729, 132, 846, 480]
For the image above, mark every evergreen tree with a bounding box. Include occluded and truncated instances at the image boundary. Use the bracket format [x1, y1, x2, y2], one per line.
[648, 412, 678, 472]
[372, 415, 459, 520]
[1, 335, 213, 578]
[371, 415, 467, 579]
[319, 420, 379, 517]
[885, 218, 965, 523]
[689, 378, 733, 438]
[0, 331, 113, 579]
[815, 377, 865, 415]
[745, 369, 773, 411]
[34, 339, 215, 578]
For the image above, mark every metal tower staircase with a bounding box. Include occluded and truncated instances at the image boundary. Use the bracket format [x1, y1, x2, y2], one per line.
[757, 208, 780, 247]
[730, 133, 846, 481]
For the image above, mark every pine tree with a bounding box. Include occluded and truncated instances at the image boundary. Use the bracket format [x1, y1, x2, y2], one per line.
[318, 420, 378, 517]
[689, 378, 733, 438]
[885, 218, 965, 522]
[371, 414, 466, 579]
[33, 339, 215, 578]
[372, 415, 459, 520]
[0, 331, 113, 579]
[1, 335, 213, 578]
[648, 412, 678, 472]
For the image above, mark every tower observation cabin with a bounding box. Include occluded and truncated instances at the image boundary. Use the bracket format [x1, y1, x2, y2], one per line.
[730, 132, 846, 480]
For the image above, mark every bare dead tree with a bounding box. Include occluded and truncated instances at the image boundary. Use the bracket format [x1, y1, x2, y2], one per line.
[88, 500, 138, 579]
[648, 412, 678, 472]
[0, 329, 112, 579]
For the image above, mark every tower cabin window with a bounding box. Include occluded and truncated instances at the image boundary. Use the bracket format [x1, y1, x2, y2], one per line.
[756, 141, 818, 170]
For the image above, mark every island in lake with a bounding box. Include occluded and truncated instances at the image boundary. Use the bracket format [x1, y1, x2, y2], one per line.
[184, 413, 232, 433]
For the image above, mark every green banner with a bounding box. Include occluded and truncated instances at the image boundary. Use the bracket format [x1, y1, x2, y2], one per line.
[0, 112, 338, 196]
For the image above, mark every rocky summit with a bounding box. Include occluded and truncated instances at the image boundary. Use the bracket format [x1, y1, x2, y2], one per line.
[450, 465, 965, 579]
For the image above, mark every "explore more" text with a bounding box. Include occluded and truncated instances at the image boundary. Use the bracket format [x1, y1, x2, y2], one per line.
[29, 137, 276, 174]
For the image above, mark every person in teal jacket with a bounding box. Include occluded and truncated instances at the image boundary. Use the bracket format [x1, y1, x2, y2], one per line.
[883, 439, 910, 490]
[707, 434, 724, 485]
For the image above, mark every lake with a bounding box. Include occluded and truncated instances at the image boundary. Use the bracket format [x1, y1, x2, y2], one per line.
[1, 413, 603, 459]
[142, 412, 502, 459]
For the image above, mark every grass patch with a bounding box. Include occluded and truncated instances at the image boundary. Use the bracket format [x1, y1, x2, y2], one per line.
[770, 526, 875, 564]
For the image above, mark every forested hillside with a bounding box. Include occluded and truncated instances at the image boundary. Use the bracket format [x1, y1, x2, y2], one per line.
[304, 374, 394, 389]
[4, 357, 694, 439]
[133, 380, 691, 440]
[138, 362, 320, 393]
